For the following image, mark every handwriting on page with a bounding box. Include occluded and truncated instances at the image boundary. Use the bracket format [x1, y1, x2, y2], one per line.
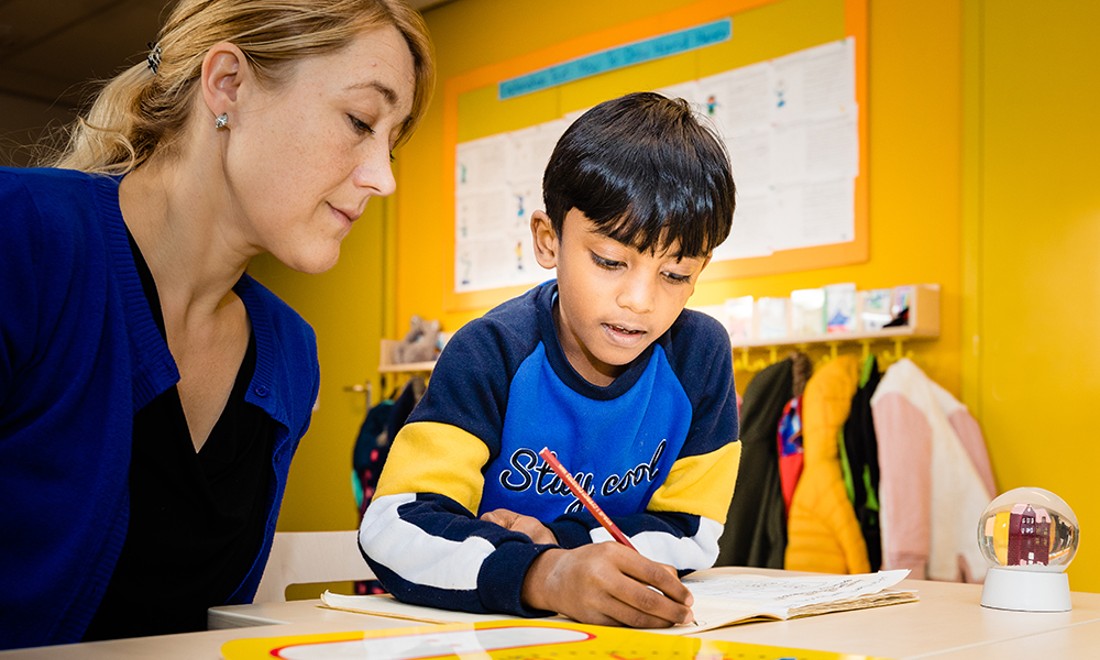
[684, 569, 911, 610]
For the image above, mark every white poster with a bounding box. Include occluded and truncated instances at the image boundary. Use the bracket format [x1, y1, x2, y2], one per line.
[454, 38, 859, 292]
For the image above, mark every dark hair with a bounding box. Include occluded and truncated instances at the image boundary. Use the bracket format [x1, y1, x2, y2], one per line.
[542, 91, 735, 259]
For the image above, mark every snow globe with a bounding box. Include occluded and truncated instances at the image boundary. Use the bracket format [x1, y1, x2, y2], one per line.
[978, 487, 1079, 612]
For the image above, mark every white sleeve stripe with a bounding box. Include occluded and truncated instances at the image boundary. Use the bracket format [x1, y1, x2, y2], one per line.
[359, 493, 494, 591]
[589, 517, 723, 571]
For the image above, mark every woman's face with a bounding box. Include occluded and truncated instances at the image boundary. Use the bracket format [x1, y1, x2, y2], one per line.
[224, 25, 416, 273]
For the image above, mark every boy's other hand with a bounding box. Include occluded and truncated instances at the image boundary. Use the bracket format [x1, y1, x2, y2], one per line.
[480, 508, 558, 545]
[520, 545, 694, 628]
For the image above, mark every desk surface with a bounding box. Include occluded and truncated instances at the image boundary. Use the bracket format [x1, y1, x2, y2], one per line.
[693, 577, 1100, 658]
[927, 619, 1100, 659]
[4, 571, 1100, 659]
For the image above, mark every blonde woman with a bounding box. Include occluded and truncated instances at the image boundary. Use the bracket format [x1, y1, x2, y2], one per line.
[0, 0, 433, 649]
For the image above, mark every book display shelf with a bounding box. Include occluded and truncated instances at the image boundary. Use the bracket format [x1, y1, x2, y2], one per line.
[732, 284, 940, 370]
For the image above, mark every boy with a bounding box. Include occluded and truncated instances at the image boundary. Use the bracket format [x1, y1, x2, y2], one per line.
[359, 92, 740, 628]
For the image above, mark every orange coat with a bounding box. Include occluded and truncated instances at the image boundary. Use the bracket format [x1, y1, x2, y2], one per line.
[784, 356, 870, 574]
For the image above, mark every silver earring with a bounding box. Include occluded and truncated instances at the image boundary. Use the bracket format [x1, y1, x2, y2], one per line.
[214, 113, 229, 130]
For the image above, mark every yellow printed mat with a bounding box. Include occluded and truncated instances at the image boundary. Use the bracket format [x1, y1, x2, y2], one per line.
[221, 619, 885, 659]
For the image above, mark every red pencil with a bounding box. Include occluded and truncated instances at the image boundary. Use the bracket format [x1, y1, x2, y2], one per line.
[539, 447, 638, 551]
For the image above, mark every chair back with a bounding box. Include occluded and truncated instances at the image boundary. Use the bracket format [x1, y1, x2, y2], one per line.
[254, 530, 374, 602]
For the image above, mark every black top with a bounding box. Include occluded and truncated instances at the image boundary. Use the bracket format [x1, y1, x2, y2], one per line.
[83, 232, 275, 640]
[715, 357, 791, 568]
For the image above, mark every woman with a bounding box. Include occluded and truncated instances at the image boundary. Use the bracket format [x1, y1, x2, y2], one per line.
[0, 0, 433, 649]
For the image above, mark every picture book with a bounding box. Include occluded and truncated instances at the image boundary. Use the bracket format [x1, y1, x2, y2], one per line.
[890, 285, 914, 323]
[858, 288, 893, 331]
[790, 287, 826, 337]
[754, 296, 791, 340]
[824, 283, 857, 333]
[724, 295, 754, 343]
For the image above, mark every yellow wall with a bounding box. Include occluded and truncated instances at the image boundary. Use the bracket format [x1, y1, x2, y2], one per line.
[248, 199, 389, 537]
[255, 0, 1099, 593]
[965, 0, 1100, 591]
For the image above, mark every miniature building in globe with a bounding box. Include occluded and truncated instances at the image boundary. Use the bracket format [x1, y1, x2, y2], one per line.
[1007, 503, 1051, 567]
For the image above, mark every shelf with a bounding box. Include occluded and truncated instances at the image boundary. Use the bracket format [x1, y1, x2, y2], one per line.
[735, 324, 937, 349]
[378, 338, 436, 375]
[733, 283, 940, 351]
[378, 360, 436, 374]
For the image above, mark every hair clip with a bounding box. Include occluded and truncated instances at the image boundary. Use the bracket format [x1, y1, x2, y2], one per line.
[146, 41, 162, 75]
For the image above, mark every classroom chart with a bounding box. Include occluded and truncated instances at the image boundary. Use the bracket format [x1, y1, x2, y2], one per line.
[442, 0, 869, 311]
[453, 37, 858, 294]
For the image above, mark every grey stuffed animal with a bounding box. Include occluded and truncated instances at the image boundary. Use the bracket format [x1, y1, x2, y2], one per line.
[392, 315, 440, 364]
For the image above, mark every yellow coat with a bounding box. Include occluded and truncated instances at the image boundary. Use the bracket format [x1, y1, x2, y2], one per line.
[784, 356, 870, 574]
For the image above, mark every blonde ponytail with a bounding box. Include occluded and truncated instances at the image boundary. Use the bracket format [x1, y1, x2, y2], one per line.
[49, 62, 162, 174]
[43, 0, 434, 175]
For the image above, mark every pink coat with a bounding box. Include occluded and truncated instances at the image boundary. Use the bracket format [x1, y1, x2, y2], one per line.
[870, 359, 996, 582]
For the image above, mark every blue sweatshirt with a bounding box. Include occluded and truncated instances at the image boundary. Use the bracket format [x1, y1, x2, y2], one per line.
[0, 168, 319, 649]
[360, 281, 741, 616]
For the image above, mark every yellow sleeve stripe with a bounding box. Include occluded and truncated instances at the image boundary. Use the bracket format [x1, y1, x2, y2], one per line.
[374, 421, 490, 515]
[648, 441, 741, 522]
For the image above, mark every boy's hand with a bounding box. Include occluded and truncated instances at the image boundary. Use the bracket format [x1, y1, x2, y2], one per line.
[520, 545, 694, 628]
[480, 508, 558, 545]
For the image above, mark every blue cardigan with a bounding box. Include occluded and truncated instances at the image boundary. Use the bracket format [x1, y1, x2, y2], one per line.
[0, 168, 319, 649]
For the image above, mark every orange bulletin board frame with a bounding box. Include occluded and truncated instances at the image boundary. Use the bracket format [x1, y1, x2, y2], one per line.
[442, 0, 868, 312]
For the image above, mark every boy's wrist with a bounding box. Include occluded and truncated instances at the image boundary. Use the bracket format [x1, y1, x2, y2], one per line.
[478, 541, 557, 617]
[521, 547, 565, 613]
[545, 519, 591, 548]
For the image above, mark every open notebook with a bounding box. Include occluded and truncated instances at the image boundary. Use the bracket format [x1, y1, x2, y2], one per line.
[321, 569, 917, 635]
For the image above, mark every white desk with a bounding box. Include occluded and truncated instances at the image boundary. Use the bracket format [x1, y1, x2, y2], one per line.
[692, 577, 1100, 658]
[4, 572, 1100, 659]
[926, 619, 1100, 659]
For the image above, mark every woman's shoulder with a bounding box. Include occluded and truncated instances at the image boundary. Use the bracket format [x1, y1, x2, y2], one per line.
[0, 168, 123, 268]
[0, 166, 107, 196]
[0, 167, 117, 231]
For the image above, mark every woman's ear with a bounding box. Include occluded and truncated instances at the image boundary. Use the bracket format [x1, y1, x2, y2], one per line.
[200, 42, 248, 123]
[530, 210, 559, 269]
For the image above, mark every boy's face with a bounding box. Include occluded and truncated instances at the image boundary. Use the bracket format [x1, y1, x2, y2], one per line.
[531, 208, 710, 387]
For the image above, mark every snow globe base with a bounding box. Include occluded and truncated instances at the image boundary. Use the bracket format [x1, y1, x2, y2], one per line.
[980, 567, 1071, 612]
